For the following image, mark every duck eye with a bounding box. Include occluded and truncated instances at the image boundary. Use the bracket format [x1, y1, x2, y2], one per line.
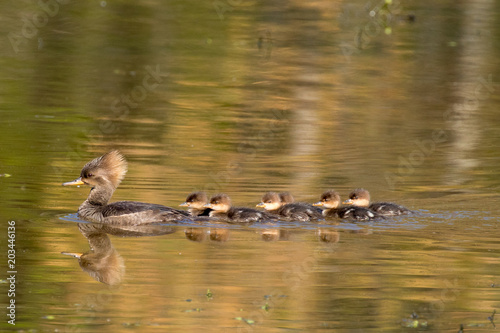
[87, 173, 93, 178]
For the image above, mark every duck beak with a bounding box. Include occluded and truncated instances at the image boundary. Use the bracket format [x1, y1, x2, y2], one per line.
[343, 199, 354, 205]
[203, 203, 213, 208]
[312, 201, 323, 207]
[256, 202, 265, 208]
[61, 251, 83, 258]
[179, 202, 189, 207]
[62, 177, 85, 186]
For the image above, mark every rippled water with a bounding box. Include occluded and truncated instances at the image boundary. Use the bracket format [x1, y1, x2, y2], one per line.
[1, 0, 500, 332]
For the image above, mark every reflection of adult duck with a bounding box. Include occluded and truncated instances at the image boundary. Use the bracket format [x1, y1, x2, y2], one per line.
[62, 151, 192, 225]
[62, 223, 175, 285]
[204, 194, 276, 223]
[313, 190, 382, 221]
[344, 188, 412, 216]
[62, 223, 125, 286]
[256, 192, 322, 221]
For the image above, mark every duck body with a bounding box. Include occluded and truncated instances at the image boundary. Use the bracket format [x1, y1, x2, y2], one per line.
[63, 151, 192, 225]
[225, 207, 275, 223]
[323, 206, 380, 221]
[79, 200, 191, 224]
[206, 193, 275, 223]
[277, 203, 323, 221]
[344, 188, 412, 216]
[314, 190, 381, 221]
[368, 202, 412, 216]
[257, 192, 322, 222]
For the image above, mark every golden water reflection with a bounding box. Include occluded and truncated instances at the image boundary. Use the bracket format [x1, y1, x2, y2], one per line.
[47, 213, 500, 332]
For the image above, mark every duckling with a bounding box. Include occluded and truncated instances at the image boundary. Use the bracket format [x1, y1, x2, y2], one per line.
[256, 191, 322, 221]
[62, 151, 192, 225]
[344, 188, 412, 216]
[279, 192, 295, 204]
[204, 193, 275, 223]
[313, 190, 381, 221]
[179, 191, 212, 216]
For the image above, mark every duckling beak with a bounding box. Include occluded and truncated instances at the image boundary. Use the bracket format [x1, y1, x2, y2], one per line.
[256, 202, 265, 208]
[312, 201, 324, 207]
[62, 177, 85, 186]
[61, 251, 83, 258]
[343, 199, 354, 205]
[203, 203, 213, 208]
[179, 202, 189, 207]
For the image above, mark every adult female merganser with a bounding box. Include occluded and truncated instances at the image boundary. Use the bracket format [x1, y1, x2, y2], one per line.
[343, 188, 412, 216]
[204, 193, 275, 223]
[62, 151, 191, 225]
[313, 190, 381, 221]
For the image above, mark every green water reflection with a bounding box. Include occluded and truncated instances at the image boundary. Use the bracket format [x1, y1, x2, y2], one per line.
[1, 0, 500, 331]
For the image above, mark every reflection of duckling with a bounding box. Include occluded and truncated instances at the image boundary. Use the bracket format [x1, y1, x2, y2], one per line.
[344, 188, 412, 216]
[184, 227, 230, 242]
[261, 229, 290, 242]
[313, 190, 381, 221]
[256, 192, 322, 221]
[62, 223, 125, 285]
[209, 228, 230, 242]
[62, 151, 191, 225]
[179, 192, 212, 217]
[204, 194, 275, 223]
[317, 229, 340, 243]
[184, 228, 207, 242]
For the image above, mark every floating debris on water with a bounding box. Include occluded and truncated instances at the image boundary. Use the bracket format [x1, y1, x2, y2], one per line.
[235, 317, 255, 325]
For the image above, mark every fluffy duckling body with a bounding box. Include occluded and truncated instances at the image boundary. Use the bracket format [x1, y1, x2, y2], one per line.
[256, 192, 322, 222]
[63, 151, 191, 225]
[205, 194, 275, 223]
[313, 190, 381, 221]
[344, 188, 412, 216]
[179, 191, 212, 217]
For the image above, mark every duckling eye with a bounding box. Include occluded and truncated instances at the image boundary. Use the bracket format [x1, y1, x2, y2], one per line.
[87, 173, 93, 178]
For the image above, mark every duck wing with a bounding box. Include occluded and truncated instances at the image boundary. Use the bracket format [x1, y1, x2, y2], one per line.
[369, 202, 412, 216]
[278, 203, 323, 221]
[336, 206, 382, 221]
[227, 207, 276, 223]
[101, 201, 192, 225]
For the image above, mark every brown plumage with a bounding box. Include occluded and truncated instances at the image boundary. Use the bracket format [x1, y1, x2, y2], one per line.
[344, 188, 412, 216]
[256, 191, 322, 222]
[63, 151, 192, 225]
[314, 190, 382, 221]
[179, 191, 212, 217]
[205, 193, 275, 223]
